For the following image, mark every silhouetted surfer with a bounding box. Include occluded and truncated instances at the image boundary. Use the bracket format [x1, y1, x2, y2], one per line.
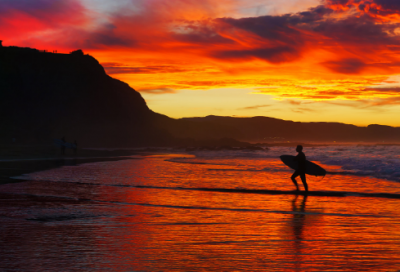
[73, 140, 78, 155]
[291, 145, 308, 192]
[61, 136, 66, 155]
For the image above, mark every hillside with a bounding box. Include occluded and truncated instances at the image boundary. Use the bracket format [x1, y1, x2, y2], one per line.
[0, 45, 172, 147]
[158, 115, 400, 143]
[1, 44, 399, 148]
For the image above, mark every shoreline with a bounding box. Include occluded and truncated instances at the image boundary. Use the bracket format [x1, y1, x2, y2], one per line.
[0, 144, 190, 185]
[0, 144, 147, 185]
[0, 156, 136, 185]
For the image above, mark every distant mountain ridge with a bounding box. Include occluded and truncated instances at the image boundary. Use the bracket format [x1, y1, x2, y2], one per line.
[1, 44, 399, 147]
[158, 115, 400, 144]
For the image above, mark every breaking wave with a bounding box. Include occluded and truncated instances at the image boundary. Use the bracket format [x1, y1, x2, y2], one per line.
[176, 145, 400, 182]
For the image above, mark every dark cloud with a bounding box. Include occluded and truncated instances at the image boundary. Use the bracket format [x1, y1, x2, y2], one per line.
[312, 15, 400, 46]
[323, 58, 366, 74]
[172, 24, 234, 45]
[232, 4, 399, 47]
[87, 28, 134, 48]
[217, 16, 304, 46]
[208, 13, 311, 63]
[205, 2, 400, 65]
[322, 59, 400, 74]
[287, 5, 334, 24]
[172, 32, 233, 45]
[201, 5, 392, 65]
[65, 24, 136, 49]
[374, 0, 400, 10]
[213, 46, 300, 63]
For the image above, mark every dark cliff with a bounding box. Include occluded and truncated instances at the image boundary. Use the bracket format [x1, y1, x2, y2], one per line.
[0, 46, 172, 147]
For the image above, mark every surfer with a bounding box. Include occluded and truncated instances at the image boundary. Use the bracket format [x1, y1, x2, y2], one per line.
[61, 136, 66, 155]
[291, 145, 308, 192]
[73, 140, 78, 155]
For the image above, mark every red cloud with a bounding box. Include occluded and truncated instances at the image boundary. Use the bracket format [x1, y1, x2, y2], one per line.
[0, 0, 87, 44]
[3, 0, 400, 77]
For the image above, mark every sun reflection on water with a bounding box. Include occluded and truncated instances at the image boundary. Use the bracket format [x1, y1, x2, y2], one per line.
[1, 155, 400, 271]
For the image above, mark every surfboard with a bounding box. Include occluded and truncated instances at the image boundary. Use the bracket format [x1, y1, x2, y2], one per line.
[280, 155, 326, 176]
[53, 139, 65, 147]
[64, 142, 77, 149]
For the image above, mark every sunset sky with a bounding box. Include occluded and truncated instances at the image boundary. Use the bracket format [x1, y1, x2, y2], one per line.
[3, 0, 400, 126]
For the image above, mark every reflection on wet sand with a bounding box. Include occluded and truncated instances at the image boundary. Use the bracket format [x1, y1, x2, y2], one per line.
[291, 195, 307, 271]
[1, 156, 400, 271]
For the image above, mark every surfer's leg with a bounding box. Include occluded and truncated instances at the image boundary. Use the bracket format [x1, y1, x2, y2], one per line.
[300, 172, 308, 192]
[291, 171, 300, 191]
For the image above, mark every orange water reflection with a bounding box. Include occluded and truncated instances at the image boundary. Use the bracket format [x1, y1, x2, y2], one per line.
[89, 186, 400, 271]
[1, 156, 400, 271]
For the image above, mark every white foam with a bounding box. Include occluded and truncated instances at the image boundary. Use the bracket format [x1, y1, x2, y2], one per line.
[183, 145, 400, 182]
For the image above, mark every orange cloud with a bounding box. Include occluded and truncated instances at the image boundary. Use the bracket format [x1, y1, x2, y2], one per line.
[3, 0, 400, 121]
[238, 104, 272, 110]
[326, 0, 400, 22]
[102, 63, 191, 74]
[138, 87, 178, 94]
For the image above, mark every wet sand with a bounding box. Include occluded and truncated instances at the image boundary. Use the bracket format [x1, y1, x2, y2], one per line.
[0, 157, 135, 184]
[0, 144, 139, 184]
[2, 154, 400, 271]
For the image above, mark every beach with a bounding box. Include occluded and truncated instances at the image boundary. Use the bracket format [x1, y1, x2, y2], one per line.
[0, 144, 142, 184]
[1, 146, 400, 271]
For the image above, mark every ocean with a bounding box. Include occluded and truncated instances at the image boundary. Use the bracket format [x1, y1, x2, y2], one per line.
[1, 145, 400, 271]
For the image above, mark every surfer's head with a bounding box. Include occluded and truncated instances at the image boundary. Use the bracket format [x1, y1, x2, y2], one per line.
[296, 145, 303, 152]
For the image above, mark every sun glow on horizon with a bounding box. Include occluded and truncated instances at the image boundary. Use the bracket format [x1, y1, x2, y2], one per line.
[3, 0, 400, 126]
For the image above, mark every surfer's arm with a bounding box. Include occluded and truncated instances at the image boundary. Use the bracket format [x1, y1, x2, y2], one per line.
[293, 153, 306, 163]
